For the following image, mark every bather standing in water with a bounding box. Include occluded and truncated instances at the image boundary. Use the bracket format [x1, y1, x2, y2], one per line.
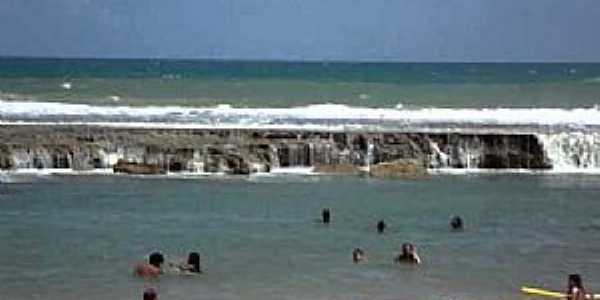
[352, 248, 367, 263]
[377, 220, 386, 234]
[134, 252, 164, 278]
[178, 252, 202, 274]
[394, 243, 421, 265]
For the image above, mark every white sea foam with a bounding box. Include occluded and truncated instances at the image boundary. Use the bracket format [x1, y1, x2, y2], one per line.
[268, 167, 316, 175]
[0, 168, 115, 176]
[429, 168, 600, 175]
[2, 100, 600, 129]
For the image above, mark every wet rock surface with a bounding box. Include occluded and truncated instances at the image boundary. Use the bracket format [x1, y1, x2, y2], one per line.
[0, 125, 552, 174]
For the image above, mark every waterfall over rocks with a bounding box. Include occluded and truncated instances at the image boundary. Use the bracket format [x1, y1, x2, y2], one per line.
[537, 131, 600, 170]
[0, 125, 572, 175]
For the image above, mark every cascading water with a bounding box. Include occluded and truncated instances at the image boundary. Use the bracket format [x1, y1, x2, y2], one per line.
[537, 131, 600, 171]
[366, 141, 375, 171]
[428, 141, 449, 168]
[427, 137, 484, 169]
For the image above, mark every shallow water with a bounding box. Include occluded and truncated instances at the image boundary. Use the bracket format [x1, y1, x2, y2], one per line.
[1, 174, 599, 300]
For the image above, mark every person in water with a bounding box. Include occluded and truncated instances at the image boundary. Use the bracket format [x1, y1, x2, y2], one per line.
[134, 252, 164, 278]
[143, 288, 158, 300]
[322, 208, 331, 224]
[377, 220, 386, 234]
[394, 243, 422, 265]
[567, 274, 586, 300]
[450, 215, 464, 231]
[178, 252, 202, 274]
[352, 248, 366, 263]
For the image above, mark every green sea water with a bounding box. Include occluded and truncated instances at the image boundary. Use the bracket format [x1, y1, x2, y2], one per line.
[0, 174, 599, 300]
[1, 58, 600, 108]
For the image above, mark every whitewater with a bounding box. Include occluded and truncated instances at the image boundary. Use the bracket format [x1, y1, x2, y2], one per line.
[1, 100, 600, 130]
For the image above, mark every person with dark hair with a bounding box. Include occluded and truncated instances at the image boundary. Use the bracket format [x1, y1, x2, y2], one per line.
[352, 248, 366, 263]
[394, 243, 421, 265]
[377, 220, 386, 234]
[567, 274, 586, 300]
[322, 209, 331, 224]
[134, 252, 164, 278]
[149, 252, 164, 267]
[179, 252, 202, 274]
[450, 215, 464, 231]
[143, 288, 158, 300]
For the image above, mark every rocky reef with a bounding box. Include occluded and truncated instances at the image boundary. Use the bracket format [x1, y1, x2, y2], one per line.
[0, 125, 552, 175]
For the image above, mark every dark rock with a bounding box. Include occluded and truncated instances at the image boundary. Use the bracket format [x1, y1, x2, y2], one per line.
[113, 159, 165, 175]
[0, 126, 553, 175]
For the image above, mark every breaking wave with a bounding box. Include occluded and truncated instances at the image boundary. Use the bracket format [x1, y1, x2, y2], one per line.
[2, 100, 600, 129]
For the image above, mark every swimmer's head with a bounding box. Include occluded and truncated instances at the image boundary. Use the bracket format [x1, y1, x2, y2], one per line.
[148, 252, 164, 268]
[322, 209, 330, 223]
[377, 220, 386, 233]
[451, 216, 463, 230]
[143, 288, 157, 300]
[402, 243, 415, 255]
[569, 274, 583, 289]
[187, 252, 201, 273]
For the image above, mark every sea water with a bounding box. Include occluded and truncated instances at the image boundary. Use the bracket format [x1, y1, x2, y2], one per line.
[1, 58, 600, 299]
[0, 174, 599, 300]
[1, 58, 600, 108]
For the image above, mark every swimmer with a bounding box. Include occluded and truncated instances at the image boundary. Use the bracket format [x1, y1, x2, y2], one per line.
[567, 274, 586, 300]
[394, 243, 421, 265]
[143, 288, 158, 300]
[450, 215, 464, 231]
[322, 208, 331, 224]
[352, 248, 366, 263]
[134, 252, 164, 278]
[179, 252, 202, 274]
[377, 220, 386, 234]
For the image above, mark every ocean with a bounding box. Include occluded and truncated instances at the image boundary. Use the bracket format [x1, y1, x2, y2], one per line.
[1, 58, 600, 108]
[1, 58, 600, 300]
[1, 174, 599, 300]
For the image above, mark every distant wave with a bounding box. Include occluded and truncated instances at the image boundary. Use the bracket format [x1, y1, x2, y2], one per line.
[583, 76, 600, 84]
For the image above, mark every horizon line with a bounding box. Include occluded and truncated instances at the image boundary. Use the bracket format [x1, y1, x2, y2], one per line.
[1, 54, 598, 64]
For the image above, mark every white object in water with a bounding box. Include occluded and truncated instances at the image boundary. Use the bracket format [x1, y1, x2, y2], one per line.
[61, 82, 72, 90]
[109, 95, 121, 102]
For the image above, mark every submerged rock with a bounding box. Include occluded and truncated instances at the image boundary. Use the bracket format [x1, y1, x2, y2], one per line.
[369, 159, 427, 179]
[113, 159, 165, 175]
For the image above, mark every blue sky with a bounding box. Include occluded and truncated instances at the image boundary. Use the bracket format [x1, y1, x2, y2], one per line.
[1, 0, 599, 61]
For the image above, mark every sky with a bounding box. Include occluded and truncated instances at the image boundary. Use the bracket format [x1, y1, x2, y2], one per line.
[1, 0, 599, 62]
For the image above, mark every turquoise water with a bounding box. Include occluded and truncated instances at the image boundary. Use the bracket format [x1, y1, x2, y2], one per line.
[1, 174, 599, 300]
[1, 58, 600, 108]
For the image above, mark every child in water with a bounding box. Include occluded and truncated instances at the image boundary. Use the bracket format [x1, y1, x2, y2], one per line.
[394, 243, 421, 265]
